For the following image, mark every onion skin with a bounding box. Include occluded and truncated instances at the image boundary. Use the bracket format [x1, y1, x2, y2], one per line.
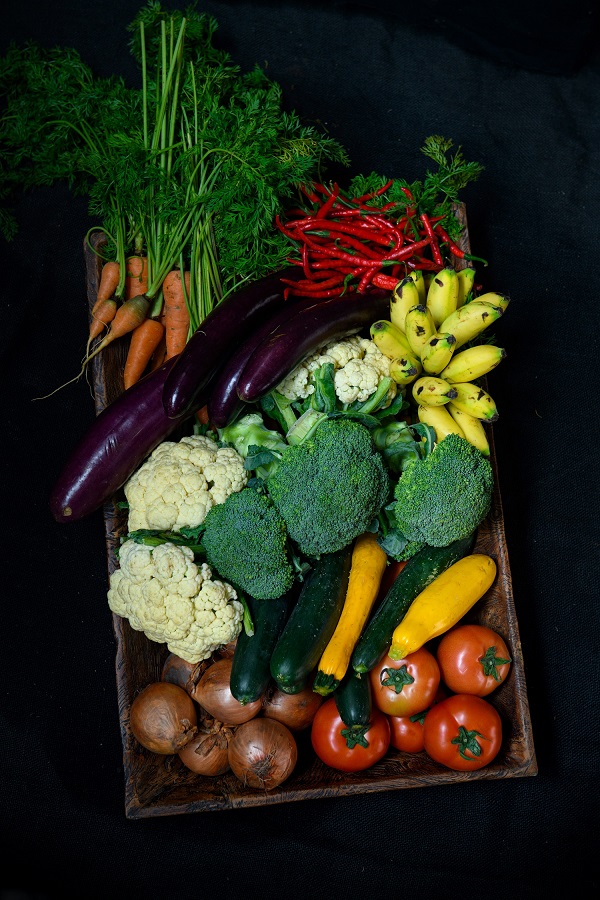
[228, 719, 298, 790]
[191, 658, 262, 726]
[263, 684, 323, 731]
[178, 725, 233, 776]
[130, 682, 198, 755]
[161, 653, 211, 694]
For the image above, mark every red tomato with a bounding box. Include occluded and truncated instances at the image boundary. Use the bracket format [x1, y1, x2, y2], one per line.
[388, 685, 448, 753]
[311, 699, 390, 773]
[437, 624, 512, 697]
[423, 694, 502, 771]
[370, 646, 440, 718]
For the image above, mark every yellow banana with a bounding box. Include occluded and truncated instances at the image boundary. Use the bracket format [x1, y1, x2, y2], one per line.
[447, 403, 490, 456]
[441, 344, 506, 383]
[421, 332, 458, 375]
[389, 355, 422, 385]
[417, 404, 465, 442]
[406, 269, 426, 304]
[390, 277, 421, 332]
[404, 304, 436, 359]
[450, 382, 499, 421]
[476, 291, 510, 312]
[426, 267, 459, 327]
[370, 319, 413, 359]
[412, 376, 458, 407]
[439, 300, 504, 350]
[457, 267, 476, 307]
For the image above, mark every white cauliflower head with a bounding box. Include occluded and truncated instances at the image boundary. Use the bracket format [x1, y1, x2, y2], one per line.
[107, 540, 244, 663]
[276, 334, 397, 406]
[124, 434, 248, 533]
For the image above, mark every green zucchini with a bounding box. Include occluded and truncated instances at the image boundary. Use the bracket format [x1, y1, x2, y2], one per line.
[230, 592, 292, 704]
[335, 669, 372, 727]
[270, 546, 352, 694]
[351, 533, 475, 674]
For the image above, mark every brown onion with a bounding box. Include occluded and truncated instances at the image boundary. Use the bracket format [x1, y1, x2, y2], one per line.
[191, 658, 262, 725]
[228, 719, 297, 790]
[130, 682, 197, 755]
[263, 683, 323, 731]
[178, 721, 234, 776]
[161, 653, 210, 694]
[216, 639, 238, 660]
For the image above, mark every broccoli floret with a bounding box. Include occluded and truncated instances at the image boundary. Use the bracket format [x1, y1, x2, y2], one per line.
[267, 418, 390, 558]
[202, 485, 294, 600]
[219, 412, 288, 478]
[391, 433, 493, 547]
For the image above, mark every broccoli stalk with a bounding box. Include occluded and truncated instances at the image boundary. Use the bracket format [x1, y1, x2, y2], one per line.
[219, 412, 288, 478]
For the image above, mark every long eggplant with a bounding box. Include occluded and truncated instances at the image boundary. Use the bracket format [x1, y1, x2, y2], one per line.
[237, 290, 391, 403]
[162, 267, 302, 420]
[207, 295, 319, 428]
[50, 358, 197, 524]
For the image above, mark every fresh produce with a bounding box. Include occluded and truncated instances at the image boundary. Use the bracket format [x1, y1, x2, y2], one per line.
[311, 698, 390, 773]
[275, 137, 485, 299]
[218, 412, 289, 479]
[370, 646, 441, 718]
[229, 593, 293, 705]
[236, 291, 391, 404]
[313, 533, 388, 695]
[162, 267, 303, 418]
[422, 694, 502, 771]
[129, 682, 198, 754]
[446, 404, 491, 456]
[388, 685, 447, 753]
[1, 5, 348, 388]
[123, 434, 248, 533]
[416, 403, 468, 442]
[412, 375, 458, 407]
[161, 653, 210, 694]
[448, 381, 499, 421]
[201, 485, 295, 600]
[123, 318, 166, 390]
[228, 718, 298, 790]
[334, 669, 373, 728]
[351, 536, 475, 674]
[192, 657, 262, 725]
[438, 297, 507, 350]
[270, 547, 353, 694]
[267, 419, 389, 558]
[178, 726, 232, 777]
[420, 333, 457, 375]
[390, 275, 423, 329]
[389, 554, 497, 660]
[436, 624, 512, 696]
[440, 344, 507, 383]
[425, 267, 460, 326]
[49, 359, 194, 523]
[107, 541, 244, 663]
[389, 433, 494, 548]
[262, 683, 323, 731]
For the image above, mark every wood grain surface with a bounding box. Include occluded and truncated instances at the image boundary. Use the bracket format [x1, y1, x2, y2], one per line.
[85, 206, 537, 818]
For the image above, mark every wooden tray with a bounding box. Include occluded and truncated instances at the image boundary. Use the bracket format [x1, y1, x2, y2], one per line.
[85, 208, 537, 818]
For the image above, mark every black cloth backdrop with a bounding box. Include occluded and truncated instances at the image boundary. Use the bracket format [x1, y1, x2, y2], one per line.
[1, 1, 599, 897]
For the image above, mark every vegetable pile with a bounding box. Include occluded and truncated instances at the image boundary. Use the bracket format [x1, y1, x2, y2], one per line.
[2, 2, 517, 793]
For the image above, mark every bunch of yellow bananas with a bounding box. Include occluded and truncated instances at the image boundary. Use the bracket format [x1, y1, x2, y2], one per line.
[369, 268, 509, 456]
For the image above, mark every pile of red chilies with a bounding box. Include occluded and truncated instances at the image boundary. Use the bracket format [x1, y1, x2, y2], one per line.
[275, 180, 471, 300]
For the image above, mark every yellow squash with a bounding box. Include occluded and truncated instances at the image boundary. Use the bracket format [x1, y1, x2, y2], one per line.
[388, 554, 496, 660]
[313, 532, 388, 695]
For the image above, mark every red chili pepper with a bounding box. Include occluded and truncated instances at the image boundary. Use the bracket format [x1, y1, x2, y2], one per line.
[420, 213, 443, 266]
[317, 183, 340, 218]
[355, 178, 394, 202]
[372, 273, 401, 290]
[434, 224, 488, 265]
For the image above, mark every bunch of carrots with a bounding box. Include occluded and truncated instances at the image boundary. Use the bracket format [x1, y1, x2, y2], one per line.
[88, 255, 190, 390]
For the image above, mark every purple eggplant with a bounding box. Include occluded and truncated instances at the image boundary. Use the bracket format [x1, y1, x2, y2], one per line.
[162, 267, 302, 420]
[237, 290, 391, 403]
[207, 296, 319, 428]
[50, 358, 198, 524]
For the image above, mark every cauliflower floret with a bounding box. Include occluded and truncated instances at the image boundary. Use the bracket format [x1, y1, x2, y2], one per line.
[276, 334, 396, 406]
[107, 540, 243, 663]
[124, 434, 248, 533]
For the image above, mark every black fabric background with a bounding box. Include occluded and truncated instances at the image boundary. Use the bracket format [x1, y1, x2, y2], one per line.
[1, 2, 599, 897]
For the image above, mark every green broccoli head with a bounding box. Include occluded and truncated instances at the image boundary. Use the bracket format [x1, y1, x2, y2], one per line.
[392, 432, 493, 547]
[267, 418, 390, 558]
[202, 485, 294, 600]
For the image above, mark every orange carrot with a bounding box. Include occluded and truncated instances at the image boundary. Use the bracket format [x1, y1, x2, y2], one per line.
[196, 404, 210, 426]
[123, 318, 165, 389]
[150, 335, 168, 371]
[85, 293, 150, 365]
[162, 269, 191, 360]
[125, 256, 149, 299]
[87, 261, 120, 351]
